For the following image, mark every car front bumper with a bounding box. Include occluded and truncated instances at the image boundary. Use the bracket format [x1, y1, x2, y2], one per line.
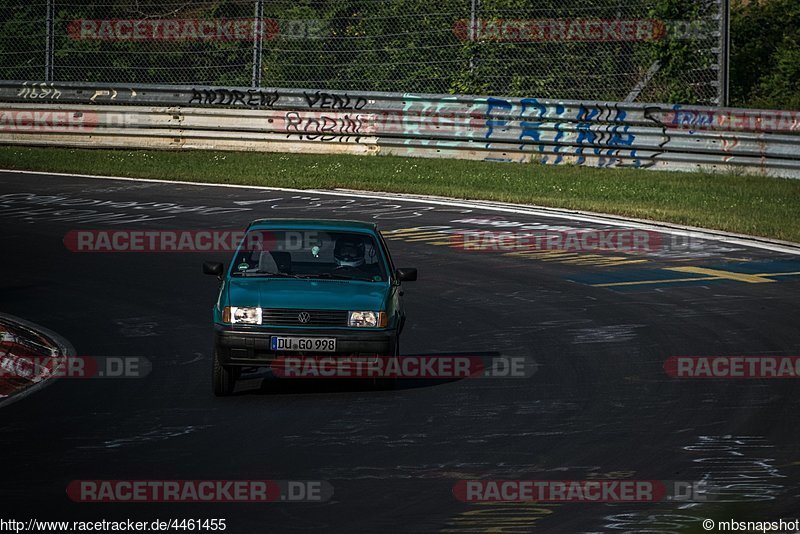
[214, 325, 397, 367]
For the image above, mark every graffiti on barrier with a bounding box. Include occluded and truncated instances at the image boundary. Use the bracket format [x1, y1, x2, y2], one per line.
[284, 111, 368, 142]
[17, 82, 62, 100]
[484, 96, 659, 168]
[394, 94, 484, 147]
[665, 105, 800, 134]
[189, 88, 279, 108]
[304, 91, 367, 110]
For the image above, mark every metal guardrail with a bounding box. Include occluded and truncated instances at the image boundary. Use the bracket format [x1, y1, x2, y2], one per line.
[1, 81, 798, 178]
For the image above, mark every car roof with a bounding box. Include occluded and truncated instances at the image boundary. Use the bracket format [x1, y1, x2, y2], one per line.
[246, 219, 378, 232]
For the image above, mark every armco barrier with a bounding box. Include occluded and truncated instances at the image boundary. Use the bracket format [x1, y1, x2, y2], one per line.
[1, 81, 799, 178]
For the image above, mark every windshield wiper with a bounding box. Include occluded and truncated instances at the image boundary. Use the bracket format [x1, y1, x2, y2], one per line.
[231, 271, 374, 281]
[232, 271, 303, 278]
[314, 273, 374, 282]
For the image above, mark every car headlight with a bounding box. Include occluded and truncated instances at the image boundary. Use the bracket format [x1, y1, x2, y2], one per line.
[348, 311, 387, 328]
[223, 306, 262, 325]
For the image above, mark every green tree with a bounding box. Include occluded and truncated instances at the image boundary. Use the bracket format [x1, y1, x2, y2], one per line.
[730, 0, 800, 110]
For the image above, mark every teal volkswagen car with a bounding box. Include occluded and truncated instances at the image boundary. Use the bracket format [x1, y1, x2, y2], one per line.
[203, 219, 417, 396]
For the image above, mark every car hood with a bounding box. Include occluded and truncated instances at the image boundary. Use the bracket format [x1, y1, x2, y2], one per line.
[225, 278, 390, 310]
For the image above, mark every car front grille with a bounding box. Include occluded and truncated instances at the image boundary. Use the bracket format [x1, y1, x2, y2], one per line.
[261, 309, 348, 327]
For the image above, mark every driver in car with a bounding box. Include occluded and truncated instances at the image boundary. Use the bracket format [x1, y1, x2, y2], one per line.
[333, 235, 379, 278]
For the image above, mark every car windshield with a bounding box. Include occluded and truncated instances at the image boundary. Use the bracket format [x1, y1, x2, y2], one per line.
[229, 229, 388, 282]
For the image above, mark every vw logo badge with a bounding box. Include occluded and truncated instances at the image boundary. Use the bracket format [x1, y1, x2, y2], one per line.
[297, 312, 311, 324]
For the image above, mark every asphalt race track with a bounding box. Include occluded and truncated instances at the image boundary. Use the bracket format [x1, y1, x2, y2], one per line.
[1, 170, 799, 532]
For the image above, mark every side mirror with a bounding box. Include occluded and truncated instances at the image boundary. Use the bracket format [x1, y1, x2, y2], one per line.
[203, 262, 224, 276]
[396, 268, 418, 282]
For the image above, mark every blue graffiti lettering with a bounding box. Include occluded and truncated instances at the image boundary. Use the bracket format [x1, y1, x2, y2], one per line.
[485, 97, 513, 148]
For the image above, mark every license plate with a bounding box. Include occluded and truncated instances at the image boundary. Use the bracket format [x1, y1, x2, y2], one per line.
[270, 336, 336, 352]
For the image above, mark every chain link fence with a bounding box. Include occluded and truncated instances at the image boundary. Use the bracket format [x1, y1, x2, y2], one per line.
[0, 0, 725, 104]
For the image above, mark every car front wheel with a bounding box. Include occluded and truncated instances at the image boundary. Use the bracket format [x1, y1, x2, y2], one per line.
[212, 348, 238, 396]
[376, 334, 400, 390]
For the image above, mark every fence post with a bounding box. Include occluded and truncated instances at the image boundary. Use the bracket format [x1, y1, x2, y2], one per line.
[718, 0, 730, 106]
[469, 0, 479, 71]
[251, 0, 264, 88]
[45, 0, 54, 82]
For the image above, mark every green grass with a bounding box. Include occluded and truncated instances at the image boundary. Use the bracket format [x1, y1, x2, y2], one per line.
[1, 146, 799, 242]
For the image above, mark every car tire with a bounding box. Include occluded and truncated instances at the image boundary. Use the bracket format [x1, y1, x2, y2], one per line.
[212, 348, 237, 397]
[376, 334, 400, 390]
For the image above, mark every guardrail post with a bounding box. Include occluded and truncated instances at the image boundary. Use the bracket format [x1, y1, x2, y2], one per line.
[251, 0, 264, 88]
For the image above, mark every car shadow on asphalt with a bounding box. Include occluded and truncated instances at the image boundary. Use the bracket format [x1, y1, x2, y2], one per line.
[230, 351, 504, 396]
